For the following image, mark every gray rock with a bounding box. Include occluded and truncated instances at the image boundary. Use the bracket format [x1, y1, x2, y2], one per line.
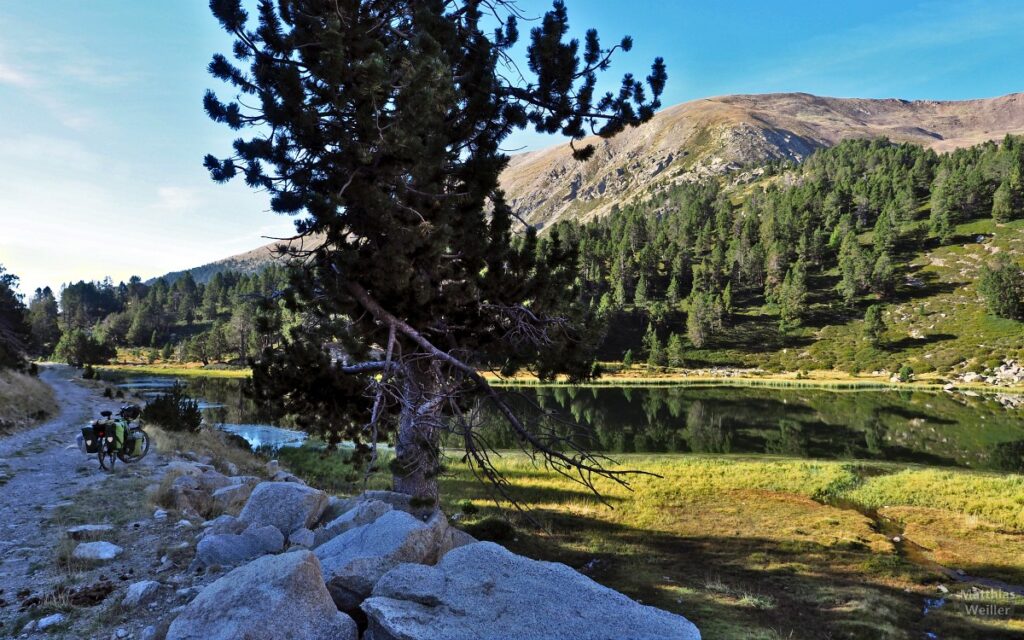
[140, 626, 158, 640]
[66, 524, 115, 540]
[166, 551, 357, 640]
[238, 482, 328, 534]
[210, 482, 257, 513]
[204, 514, 246, 536]
[319, 495, 359, 525]
[166, 460, 207, 477]
[315, 509, 448, 610]
[363, 542, 701, 640]
[112, 627, 129, 639]
[197, 470, 233, 492]
[154, 508, 169, 521]
[289, 527, 316, 548]
[37, 613, 66, 630]
[193, 524, 284, 568]
[314, 499, 393, 547]
[223, 461, 240, 476]
[436, 526, 477, 559]
[123, 580, 161, 608]
[72, 541, 123, 562]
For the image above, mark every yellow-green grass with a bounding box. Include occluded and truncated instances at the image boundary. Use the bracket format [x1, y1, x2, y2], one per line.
[433, 454, 1024, 639]
[267, 444, 1024, 639]
[0, 369, 58, 434]
[97, 363, 251, 379]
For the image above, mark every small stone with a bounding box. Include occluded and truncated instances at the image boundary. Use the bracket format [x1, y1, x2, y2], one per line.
[891, 536, 901, 543]
[175, 519, 194, 530]
[112, 628, 129, 639]
[140, 627, 158, 640]
[122, 580, 160, 608]
[72, 541, 123, 562]
[937, 584, 949, 593]
[154, 509, 169, 521]
[37, 613, 66, 630]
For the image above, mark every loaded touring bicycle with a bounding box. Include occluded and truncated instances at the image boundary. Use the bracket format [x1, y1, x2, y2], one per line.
[78, 404, 150, 471]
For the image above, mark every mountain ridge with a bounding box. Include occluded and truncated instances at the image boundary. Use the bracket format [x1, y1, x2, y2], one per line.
[158, 91, 1024, 282]
[500, 91, 1024, 227]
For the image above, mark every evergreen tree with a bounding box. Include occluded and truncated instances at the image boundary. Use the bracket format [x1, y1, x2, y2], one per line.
[979, 255, 1024, 320]
[666, 275, 681, 305]
[204, 0, 666, 501]
[863, 304, 886, 346]
[633, 273, 649, 307]
[870, 251, 896, 297]
[0, 265, 32, 369]
[28, 287, 61, 356]
[666, 333, 685, 367]
[777, 260, 807, 332]
[643, 323, 664, 367]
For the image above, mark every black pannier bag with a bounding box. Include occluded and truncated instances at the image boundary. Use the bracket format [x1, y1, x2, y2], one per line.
[80, 425, 101, 454]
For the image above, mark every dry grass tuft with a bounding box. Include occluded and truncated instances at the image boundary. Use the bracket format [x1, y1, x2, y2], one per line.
[0, 369, 57, 435]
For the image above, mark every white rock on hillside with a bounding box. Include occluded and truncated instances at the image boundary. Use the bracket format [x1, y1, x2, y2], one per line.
[72, 541, 123, 562]
[238, 482, 328, 534]
[166, 551, 356, 640]
[122, 580, 161, 608]
[315, 509, 448, 611]
[362, 542, 701, 640]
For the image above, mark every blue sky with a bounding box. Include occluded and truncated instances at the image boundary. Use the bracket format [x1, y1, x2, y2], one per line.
[2, 1, 1024, 296]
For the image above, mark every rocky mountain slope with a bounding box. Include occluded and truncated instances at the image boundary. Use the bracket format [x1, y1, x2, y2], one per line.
[501, 92, 1024, 227]
[157, 91, 1024, 282]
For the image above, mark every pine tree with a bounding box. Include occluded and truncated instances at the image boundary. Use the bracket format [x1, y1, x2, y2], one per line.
[870, 251, 896, 297]
[863, 304, 886, 346]
[28, 287, 61, 355]
[203, 0, 666, 501]
[777, 261, 807, 332]
[643, 323, 664, 367]
[634, 273, 649, 307]
[991, 175, 1020, 223]
[0, 265, 32, 369]
[666, 275, 681, 306]
[666, 333, 685, 367]
[979, 255, 1024, 320]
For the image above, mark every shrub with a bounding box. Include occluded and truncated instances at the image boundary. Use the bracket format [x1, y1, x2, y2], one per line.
[897, 365, 914, 383]
[141, 383, 202, 432]
[464, 516, 515, 541]
[456, 499, 479, 515]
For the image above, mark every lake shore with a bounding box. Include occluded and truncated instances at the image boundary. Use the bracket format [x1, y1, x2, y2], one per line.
[96, 360, 1024, 394]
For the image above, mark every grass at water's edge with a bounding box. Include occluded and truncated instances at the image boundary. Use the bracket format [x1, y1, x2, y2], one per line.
[96, 361, 1024, 394]
[267, 443, 1024, 640]
[96, 363, 251, 379]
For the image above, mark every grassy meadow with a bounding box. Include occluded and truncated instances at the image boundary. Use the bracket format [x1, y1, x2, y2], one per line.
[266, 443, 1024, 640]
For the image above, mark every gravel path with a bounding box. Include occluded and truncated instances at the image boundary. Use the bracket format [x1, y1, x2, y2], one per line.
[0, 365, 151, 635]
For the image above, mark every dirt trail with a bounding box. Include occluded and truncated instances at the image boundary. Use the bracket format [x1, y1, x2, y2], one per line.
[0, 366, 162, 637]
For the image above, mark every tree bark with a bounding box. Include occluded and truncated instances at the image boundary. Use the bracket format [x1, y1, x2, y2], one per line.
[391, 367, 440, 506]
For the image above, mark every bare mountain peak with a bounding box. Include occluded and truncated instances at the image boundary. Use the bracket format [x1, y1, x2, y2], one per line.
[501, 91, 1024, 227]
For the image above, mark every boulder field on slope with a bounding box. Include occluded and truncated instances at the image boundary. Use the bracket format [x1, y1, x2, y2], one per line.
[362, 541, 702, 640]
[167, 550, 357, 640]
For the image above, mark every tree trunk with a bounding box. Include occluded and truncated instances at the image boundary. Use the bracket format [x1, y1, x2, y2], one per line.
[391, 369, 440, 506]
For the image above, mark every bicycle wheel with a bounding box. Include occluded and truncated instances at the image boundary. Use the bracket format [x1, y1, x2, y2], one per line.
[118, 428, 150, 463]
